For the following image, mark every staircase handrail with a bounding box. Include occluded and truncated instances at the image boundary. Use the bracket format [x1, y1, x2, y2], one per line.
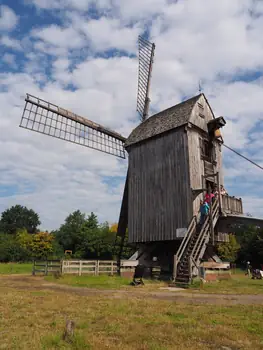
[192, 199, 219, 263]
[173, 215, 197, 278]
[190, 199, 219, 264]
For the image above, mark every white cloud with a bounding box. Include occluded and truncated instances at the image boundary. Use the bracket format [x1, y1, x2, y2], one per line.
[2, 53, 17, 68]
[0, 5, 18, 31]
[0, 36, 22, 50]
[73, 16, 140, 53]
[1, 0, 263, 229]
[31, 25, 86, 49]
[27, 0, 94, 11]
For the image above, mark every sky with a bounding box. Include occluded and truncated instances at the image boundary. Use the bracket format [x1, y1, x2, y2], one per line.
[1, 0, 263, 231]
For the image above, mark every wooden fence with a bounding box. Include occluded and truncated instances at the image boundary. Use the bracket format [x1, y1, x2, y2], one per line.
[32, 260, 61, 276]
[62, 260, 138, 276]
[32, 259, 138, 276]
[62, 260, 116, 275]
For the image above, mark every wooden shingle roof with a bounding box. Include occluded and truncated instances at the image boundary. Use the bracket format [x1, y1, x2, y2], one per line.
[125, 94, 202, 147]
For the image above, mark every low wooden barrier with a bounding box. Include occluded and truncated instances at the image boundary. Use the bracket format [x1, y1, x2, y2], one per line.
[32, 259, 61, 276]
[62, 260, 116, 276]
[32, 259, 138, 277]
[62, 259, 138, 276]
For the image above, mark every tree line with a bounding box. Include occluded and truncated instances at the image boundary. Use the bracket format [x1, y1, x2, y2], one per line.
[0, 205, 262, 267]
[0, 205, 135, 262]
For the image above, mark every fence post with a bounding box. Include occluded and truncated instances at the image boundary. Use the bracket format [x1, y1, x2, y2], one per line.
[45, 260, 48, 276]
[61, 260, 64, 275]
[32, 260, 36, 276]
[79, 260, 82, 276]
[97, 260, 100, 276]
[111, 261, 114, 276]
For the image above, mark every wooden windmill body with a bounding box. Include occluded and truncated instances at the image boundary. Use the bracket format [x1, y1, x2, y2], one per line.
[19, 37, 263, 283]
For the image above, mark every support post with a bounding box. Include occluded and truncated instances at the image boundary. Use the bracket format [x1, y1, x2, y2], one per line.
[173, 255, 177, 281]
[210, 206, 214, 246]
[216, 171, 222, 213]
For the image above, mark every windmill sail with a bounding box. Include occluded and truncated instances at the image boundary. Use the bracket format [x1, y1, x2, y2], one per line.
[20, 94, 126, 159]
[137, 36, 155, 122]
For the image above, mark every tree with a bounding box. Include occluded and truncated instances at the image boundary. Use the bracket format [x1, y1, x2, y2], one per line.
[30, 232, 54, 259]
[54, 210, 87, 253]
[217, 234, 240, 262]
[235, 226, 263, 268]
[0, 205, 41, 234]
[0, 233, 29, 262]
[86, 212, 99, 230]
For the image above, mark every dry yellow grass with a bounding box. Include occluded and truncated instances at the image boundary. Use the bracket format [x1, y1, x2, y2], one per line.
[0, 276, 263, 349]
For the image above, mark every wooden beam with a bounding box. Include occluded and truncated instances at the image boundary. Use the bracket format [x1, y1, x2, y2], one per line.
[216, 172, 222, 213]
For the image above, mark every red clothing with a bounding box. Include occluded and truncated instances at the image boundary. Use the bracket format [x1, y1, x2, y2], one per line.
[205, 193, 214, 204]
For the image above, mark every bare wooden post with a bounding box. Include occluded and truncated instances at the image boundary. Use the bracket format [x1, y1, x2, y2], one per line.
[62, 320, 75, 342]
[111, 261, 114, 276]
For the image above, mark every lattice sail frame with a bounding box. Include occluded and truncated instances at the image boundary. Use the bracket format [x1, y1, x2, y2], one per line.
[137, 36, 155, 122]
[20, 94, 126, 159]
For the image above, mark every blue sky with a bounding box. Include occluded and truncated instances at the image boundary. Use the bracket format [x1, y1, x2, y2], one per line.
[1, 0, 263, 230]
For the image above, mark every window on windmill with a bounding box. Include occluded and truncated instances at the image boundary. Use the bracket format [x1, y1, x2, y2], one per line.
[198, 103, 205, 118]
[199, 138, 212, 161]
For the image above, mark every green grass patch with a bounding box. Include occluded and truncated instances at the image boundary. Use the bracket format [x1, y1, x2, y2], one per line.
[190, 272, 263, 294]
[0, 262, 32, 274]
[45, 274, 165, 290]
[1, 277, 263, 349]
[0, 276, 263, 350]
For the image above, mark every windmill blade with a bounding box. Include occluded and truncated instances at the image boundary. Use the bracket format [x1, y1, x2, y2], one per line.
[20, 94, 126, 159]
[137, 35, 155, 122]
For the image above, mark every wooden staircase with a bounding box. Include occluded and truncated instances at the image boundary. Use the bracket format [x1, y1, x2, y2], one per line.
[173, 199, 220, 285]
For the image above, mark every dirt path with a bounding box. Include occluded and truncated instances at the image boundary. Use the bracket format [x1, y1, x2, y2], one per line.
[1, 275, 263, 305]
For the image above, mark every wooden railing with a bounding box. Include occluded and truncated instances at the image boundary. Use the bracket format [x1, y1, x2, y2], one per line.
[189, 199, 220, 280]
[32, 260, 61, 275]
[62, 260, 138, 276]
[221, 195, 243, 214]
[32, 259, 138, 276]
[173, 216, 197, 280]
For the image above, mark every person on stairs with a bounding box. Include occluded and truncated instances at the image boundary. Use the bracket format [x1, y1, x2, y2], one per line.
[200, 200, 210, 226]
[205, 191, 214, 205]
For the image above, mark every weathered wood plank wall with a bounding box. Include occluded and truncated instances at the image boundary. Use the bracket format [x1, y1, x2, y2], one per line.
[188, 94, 224, 216]
[128, 127, 192, 243]
[187, 128, 204, 216]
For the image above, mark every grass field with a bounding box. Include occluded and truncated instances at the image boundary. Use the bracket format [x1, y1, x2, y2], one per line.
[1, 265, 263, 349]
[45, 274, 166, 290]
[1, 277, 263, 350]
[45, 270, 263, 294]
[0, 262, 32, 274]
[190, 272, 263, 295]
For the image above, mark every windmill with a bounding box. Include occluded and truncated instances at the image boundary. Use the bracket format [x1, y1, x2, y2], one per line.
[19, 35, 155, 271]
[20, 34, 263, 283]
